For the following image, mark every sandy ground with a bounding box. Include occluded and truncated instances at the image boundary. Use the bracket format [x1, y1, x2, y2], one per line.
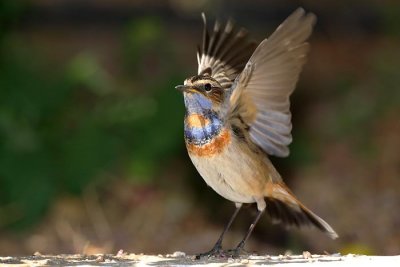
[0, 252, 399, 266]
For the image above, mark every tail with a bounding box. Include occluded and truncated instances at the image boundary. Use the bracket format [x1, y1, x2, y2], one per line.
[264, 182, 338, 239]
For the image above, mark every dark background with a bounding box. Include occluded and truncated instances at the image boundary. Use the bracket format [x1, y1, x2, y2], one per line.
[0, 0, 399, 256]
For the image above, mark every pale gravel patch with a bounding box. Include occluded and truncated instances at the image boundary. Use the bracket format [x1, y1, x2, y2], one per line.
[0, 253, 399, 266]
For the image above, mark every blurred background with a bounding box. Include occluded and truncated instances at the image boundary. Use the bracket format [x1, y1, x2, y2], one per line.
[0, 0, 399, 256]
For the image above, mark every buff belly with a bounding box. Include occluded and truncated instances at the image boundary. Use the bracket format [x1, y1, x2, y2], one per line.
[187, 132, 269, 204]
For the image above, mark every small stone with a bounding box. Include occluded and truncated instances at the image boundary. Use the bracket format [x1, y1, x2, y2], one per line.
[116, 249, 126, 257]
[33, 251, 42, 256]
[95, 255, 105, 262]
[284, 250, 293, 256]
[303, 251, 312, 259]
[172, 251, 186, 258]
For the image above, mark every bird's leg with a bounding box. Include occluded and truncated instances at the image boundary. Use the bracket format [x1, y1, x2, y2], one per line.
[231, 209, 265, 258]
[195, 204, 242, 259]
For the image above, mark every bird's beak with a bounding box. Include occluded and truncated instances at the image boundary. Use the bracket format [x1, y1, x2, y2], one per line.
[175, 85, 189, 92]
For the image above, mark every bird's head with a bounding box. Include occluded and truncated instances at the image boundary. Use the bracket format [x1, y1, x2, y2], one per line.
[176, 74, 225, 114]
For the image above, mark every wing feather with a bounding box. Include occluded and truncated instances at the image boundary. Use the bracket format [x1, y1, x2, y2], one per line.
[227, 8, 316, 157]
[197, 14, 257, 90]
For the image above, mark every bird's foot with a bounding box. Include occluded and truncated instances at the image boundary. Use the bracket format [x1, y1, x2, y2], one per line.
[195, 244, 224, 259]
[195, 246, 253, 260]
[224, 246, 251, 258]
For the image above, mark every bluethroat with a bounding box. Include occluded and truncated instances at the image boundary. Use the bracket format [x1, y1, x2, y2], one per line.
[176, 8, 338, 258]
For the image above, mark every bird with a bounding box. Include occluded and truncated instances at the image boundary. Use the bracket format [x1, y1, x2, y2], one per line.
[175, 8, 338, 258]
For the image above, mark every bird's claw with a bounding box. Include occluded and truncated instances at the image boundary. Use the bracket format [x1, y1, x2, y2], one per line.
[195, 245, 224, 259]
[225, 247, 250, 258]
[195, 245, 251, 259]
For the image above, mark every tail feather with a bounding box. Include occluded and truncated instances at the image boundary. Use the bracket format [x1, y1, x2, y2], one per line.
[265, 183, 338, 239]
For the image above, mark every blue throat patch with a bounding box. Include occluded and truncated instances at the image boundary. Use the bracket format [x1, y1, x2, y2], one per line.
[183, 93, 223, 145]
[183, 92, 212, 113]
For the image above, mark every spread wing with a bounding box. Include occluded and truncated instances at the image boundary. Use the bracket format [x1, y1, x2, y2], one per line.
[197, 13, 257, 90]
[227, 8, 316, 157]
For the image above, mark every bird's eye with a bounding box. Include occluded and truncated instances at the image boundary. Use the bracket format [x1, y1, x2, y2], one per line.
[204, 83, 212, 92]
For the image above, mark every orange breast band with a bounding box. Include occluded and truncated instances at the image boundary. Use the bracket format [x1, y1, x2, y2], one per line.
[186, 129, 231, 157]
